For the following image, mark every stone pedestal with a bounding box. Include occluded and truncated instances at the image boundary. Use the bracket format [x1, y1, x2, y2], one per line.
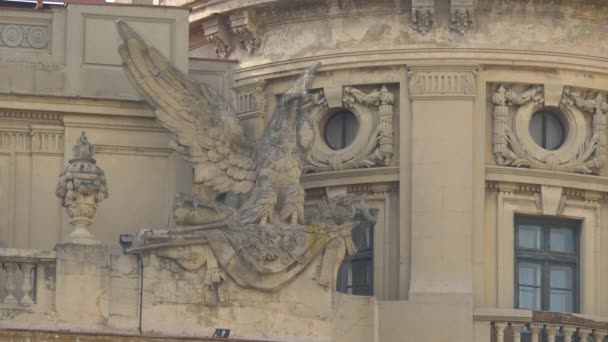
[54, 243, 110, 325]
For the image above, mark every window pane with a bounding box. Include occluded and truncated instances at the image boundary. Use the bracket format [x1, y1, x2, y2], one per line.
[519, 262, 541, 286]
[325, 113, 344, 150]
[518, 225, 542, 249]
[550, 228, 575, 253]
[350, 260, 370, 287]
[519, 286, 541, 310]
[344, 114, 358, 146]
[545, 114, 564, 150]
[550, 289, 573, 312]
[324, 110, 359, 150]
[530, 113, 543, 148]
[352, 221, 372, 251]
[550, 265, 573, 289]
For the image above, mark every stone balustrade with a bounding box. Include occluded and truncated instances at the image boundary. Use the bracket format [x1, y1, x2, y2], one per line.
[0, 249, 56, 310]
[475, 308, 608, 342]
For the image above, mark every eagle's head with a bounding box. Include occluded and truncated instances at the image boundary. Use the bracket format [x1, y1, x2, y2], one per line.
[267, 63, 321, 137]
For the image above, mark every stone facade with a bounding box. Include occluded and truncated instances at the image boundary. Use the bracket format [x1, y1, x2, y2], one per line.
[1, 0, 608, 341]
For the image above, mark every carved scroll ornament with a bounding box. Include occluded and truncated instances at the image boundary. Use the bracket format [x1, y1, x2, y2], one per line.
[305, 85, 394, 172]
[492, 84, 608, 175]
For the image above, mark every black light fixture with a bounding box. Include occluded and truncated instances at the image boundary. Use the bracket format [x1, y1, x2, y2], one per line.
[212, 328, 231, 338]
[119, 234, 133, 252]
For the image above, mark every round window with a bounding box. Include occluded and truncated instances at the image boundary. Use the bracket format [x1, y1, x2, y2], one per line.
[529, 110, 565, 151]
[324, 109, 359, 150]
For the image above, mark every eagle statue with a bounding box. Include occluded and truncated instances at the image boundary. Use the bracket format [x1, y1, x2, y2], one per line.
[116, 21, 320, 227]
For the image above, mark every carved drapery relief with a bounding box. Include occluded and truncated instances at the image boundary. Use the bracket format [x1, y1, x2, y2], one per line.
[491, 84, 608, 175]
[450, 0, 474, 34]
[450, 8, 473, 34]
[411, 7, 434, 34]
[0, 24, 49, 50]
[305, 85, 395, 172]
[202, 15, 234, 59]
[229, 11, 260, 55]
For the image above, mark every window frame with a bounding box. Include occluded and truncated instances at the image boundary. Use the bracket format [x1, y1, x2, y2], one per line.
[529, 110, 565, 151]
[336, 213, 376, 296]
[514, 215, 580, 313]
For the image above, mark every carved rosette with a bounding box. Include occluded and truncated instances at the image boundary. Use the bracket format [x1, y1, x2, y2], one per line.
[0, 24, 49, 50]
[491, 84, 608, 175]
[56, 132, 108, 245]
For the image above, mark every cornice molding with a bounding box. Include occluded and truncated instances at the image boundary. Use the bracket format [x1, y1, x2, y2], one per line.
[232, 47, 608, 83]
[93, 145, 174, 157]
[486, 166, 608, 194]
[0, 95, 153, 118]
[301, 166, 399, 189]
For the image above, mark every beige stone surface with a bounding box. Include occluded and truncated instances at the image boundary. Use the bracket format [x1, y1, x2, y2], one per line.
[2, 0, 608, 341]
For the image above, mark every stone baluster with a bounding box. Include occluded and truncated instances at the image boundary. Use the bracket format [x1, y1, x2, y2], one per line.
[529, 323, 543, 342]
[594, 330, 608, 342]
[494, 322, 508, 342]
[2, 263, 18, 305]
[19, 263, 35, 305]
[545, 324, 560, 342]
[578, 328, 592, 342]
[511, 323, 524, 342]
[562, 326, 577, 342]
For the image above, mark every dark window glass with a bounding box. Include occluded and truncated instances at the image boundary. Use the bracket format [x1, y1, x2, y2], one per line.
[337, 214, 375, 296]
[515, 216, 579, 313]
[529, 111, 565, 150]
[324, 110, 359, 150]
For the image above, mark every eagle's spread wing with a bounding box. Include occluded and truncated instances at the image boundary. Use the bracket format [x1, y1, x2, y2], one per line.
[117, 21, 255, 194]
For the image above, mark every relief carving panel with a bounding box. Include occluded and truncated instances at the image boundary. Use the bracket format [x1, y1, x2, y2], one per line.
[491, 84, 608, 175]
[305, 85, 395, 172]
[0, 24, 49, 50]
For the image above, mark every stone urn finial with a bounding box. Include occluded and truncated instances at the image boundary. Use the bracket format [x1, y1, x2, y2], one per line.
[56, 132, 109, 245]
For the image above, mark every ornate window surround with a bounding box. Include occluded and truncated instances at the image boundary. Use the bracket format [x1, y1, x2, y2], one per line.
[491, 182, 601, 315]
[491, 83, 608, 175]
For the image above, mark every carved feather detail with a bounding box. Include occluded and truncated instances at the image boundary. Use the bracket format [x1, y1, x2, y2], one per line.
[117, 20, 255, 195]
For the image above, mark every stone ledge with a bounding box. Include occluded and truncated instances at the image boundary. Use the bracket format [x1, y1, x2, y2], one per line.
[0, 329, 275, 342]
[486, 166, 608, 193]
[0, 248, 56, 262]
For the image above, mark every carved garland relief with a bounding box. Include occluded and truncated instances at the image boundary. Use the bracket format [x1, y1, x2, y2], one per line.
[492, 84, 608, 175]
[305, 85, 395, 172]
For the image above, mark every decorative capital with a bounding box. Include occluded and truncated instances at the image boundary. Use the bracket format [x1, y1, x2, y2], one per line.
[56, 132, 108, 245]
